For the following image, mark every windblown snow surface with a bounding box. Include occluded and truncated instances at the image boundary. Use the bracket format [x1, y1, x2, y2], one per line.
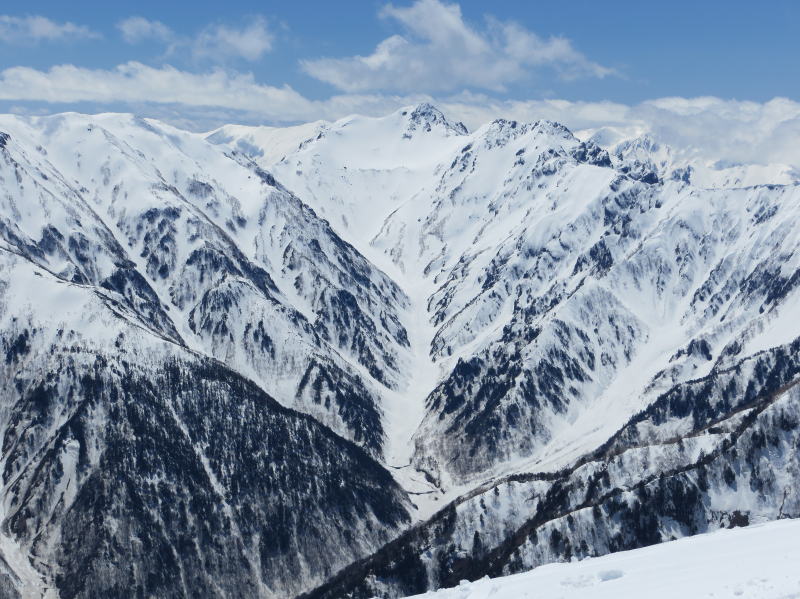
[404, 518, 800, 599]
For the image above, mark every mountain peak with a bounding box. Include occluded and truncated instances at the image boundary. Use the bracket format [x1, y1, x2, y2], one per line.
[473, 118, 578, 154]
[614, 133, 664, 155]
[400, 103, 468, 137]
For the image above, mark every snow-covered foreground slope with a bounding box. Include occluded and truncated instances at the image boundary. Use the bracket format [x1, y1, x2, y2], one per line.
[404, 518, 800, 599]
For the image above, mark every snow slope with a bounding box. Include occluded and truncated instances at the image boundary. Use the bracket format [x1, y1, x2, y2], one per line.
[583, 128, 800, 189]
[404, 518, 800, 599]
[0, 248, 412, 599]
[205, 120, 329, 166]
[0, 112, 412, 458]
[212, 103, 800, 501]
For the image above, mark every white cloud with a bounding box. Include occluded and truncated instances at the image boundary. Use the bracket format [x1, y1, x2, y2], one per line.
[116, 16, 273, 62]
[0, 62, 313, 120]
[300, 0, 613, 93]
[117, 17, 173, 44]
[0, 15, 99, 43]
[193, 17, 273, 62]
[0, 62, 412, 126]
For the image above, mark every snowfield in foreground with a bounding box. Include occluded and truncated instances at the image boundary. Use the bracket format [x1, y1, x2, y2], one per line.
[405, 519, 800, 599]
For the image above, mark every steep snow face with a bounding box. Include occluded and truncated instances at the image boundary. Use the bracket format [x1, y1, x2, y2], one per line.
[243, 104, 470, 261]
[403, 518, 800, 599]
[218, 104, 800, 495]
[0, 250, 412, 599]
[0, 113, 412, 458]
[215, 104, 474, 475]
[412, 178, 800, 486]
[231, 108, 628, 488]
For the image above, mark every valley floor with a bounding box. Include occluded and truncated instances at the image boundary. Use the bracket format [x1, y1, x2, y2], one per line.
[405, 518, 800, 599]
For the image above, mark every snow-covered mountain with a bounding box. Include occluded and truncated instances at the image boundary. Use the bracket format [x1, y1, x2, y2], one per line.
[587, 128, 800, 189]
[1, 103, 799, 598]
[217, 103, 800, 490]
[0, 113, 411, 459]
[0, 114, 413, 598]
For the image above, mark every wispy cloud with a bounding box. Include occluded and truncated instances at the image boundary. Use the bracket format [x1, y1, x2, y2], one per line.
[0, 15, 100, 43]
[116, 16, 273, 62]
[193, 18, 273, 62]
[117, 16, 172, 44]
[0, 62, 326, 122]
[301, 0, 614, 93]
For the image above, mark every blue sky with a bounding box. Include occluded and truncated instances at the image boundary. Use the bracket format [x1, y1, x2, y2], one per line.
[1, 0, 799, 141]
[5, 1, 799, 101]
